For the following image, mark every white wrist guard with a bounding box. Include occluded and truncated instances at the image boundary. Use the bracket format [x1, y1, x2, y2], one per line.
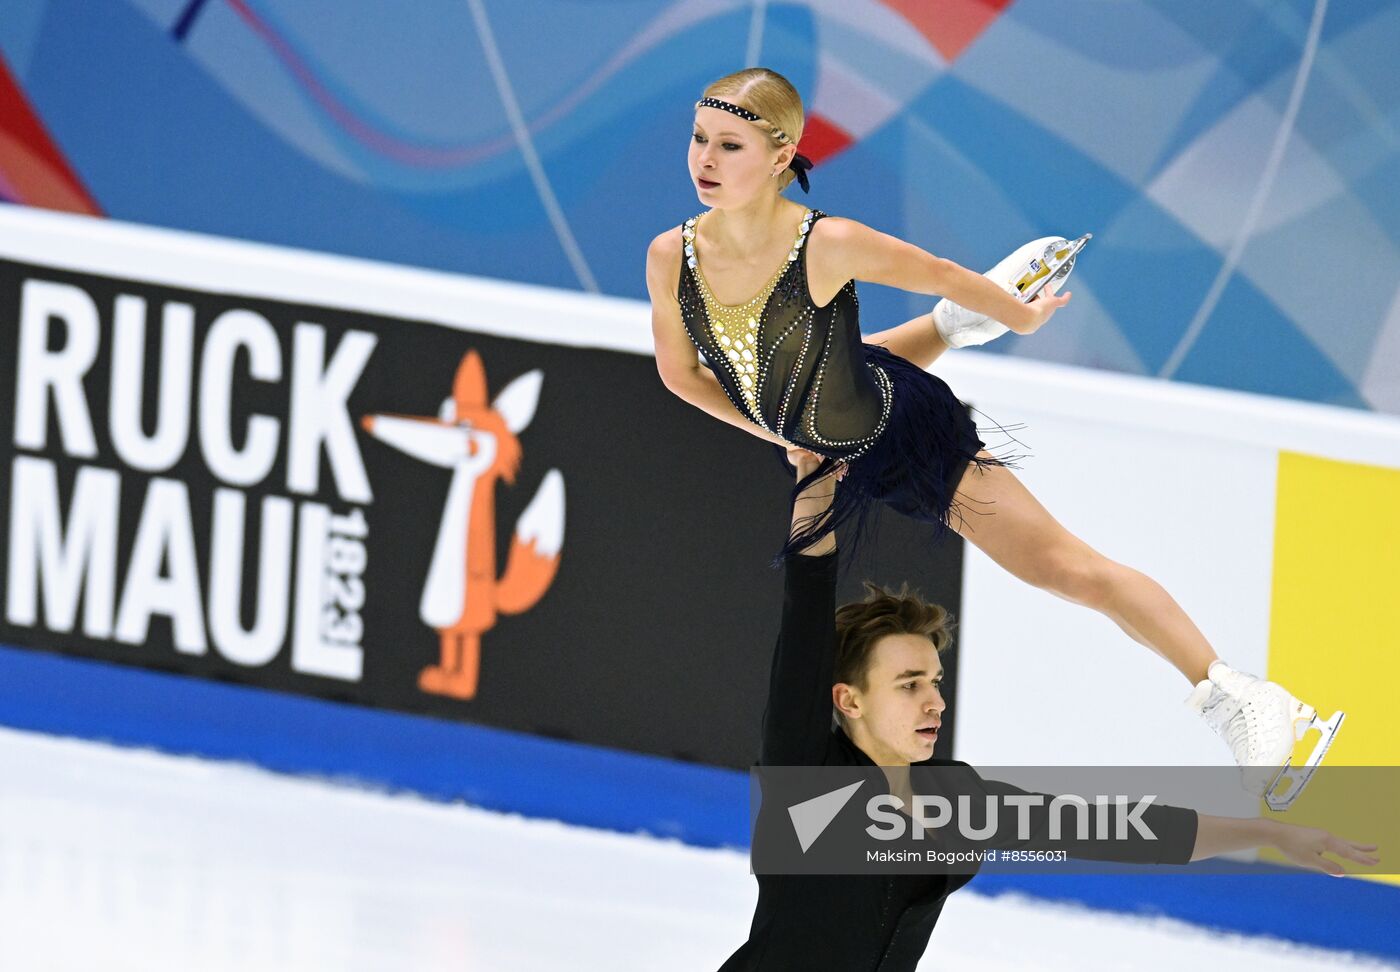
[932, 298, 1011, 349]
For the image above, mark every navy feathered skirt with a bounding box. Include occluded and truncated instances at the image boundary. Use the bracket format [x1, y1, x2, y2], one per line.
[780, 343, 1018, 559]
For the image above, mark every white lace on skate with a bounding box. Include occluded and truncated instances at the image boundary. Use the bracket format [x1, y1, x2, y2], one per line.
[1185, 661, 1344, 810]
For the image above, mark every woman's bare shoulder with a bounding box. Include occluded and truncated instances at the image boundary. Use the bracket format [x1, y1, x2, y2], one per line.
[809, 214, 871, 246]
[806, 215, 870, 277]
[645, 225, 685, 298]
[647, 223, 688, 274]
[647, 224, 683, 263]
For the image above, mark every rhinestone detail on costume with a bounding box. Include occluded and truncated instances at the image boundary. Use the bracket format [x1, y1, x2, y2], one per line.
[676, 209, 893, 458]
[685, 209, 813, 426]
[774, 309, 813, 436]
[802, 282, 891, 460]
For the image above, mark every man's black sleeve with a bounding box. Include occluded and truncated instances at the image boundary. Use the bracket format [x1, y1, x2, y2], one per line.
[760, 551, 839, 767]
[979, 773, 1198, 864]
[916, 762, 1199, 865]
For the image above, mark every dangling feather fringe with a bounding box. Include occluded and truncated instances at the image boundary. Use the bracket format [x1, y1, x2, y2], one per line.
[777, 343, 1024, 563]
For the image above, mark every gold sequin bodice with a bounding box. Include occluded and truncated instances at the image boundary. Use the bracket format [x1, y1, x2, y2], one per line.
[675, 209, 891, 458]
[686, 214, 805, 422]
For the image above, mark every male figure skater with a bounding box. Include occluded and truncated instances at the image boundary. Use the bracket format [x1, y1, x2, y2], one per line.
[718, 449, 1377, 971]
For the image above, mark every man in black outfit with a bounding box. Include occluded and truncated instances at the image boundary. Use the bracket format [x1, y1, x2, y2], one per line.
[719, 448, 1378, 971]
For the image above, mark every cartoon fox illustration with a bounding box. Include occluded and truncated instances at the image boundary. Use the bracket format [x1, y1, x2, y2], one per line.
[361, 350, 564, 700]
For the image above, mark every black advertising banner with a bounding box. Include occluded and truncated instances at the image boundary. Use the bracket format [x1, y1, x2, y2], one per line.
[0, 258, 966, 767]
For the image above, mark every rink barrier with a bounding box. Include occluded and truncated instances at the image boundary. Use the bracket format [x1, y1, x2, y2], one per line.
[0, 205, 967, 770]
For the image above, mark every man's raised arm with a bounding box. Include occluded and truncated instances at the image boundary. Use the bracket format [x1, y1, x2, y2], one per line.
[760, 451, 840, 766]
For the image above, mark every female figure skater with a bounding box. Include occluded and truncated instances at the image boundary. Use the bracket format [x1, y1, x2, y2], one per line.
[644, 68, 1343, 802]
[717, 446, 1377, 970]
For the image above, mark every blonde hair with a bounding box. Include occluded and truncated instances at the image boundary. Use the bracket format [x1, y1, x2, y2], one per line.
[701, 68, 805, 191]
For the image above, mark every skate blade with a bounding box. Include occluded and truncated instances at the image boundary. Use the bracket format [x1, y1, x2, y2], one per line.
[1019, 234, 1092, 301]
[1263, 709, 1345, 812]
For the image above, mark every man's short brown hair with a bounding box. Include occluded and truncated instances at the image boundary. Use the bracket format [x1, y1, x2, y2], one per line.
[834, 582, 954, 690]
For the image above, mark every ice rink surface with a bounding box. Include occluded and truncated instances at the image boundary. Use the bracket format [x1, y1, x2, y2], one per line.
[0, 727, 1393, 972]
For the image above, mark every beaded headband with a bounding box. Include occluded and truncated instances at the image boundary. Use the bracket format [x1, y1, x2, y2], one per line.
[696, 96, 792, 143]
[694, 96, 814, 193]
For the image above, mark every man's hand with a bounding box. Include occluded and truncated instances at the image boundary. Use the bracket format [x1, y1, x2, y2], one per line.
[786, 446, 822, 480]
[1269, 821, 1379, 877]
[786, 446, 846, 482]
[786, 447, 839, 555]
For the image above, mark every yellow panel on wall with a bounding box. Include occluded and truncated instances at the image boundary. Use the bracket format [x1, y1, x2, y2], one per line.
[1265, 451, 1400, 883]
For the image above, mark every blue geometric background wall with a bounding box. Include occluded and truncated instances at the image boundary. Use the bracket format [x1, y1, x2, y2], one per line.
[4, 0, 1397, 412]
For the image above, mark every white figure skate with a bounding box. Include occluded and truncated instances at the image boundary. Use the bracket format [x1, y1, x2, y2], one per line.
[1186, 660, 1344, 811]
[932, 234, 1092, 349]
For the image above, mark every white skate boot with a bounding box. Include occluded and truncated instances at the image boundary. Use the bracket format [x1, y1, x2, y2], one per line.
[932, 234, 1092, 348]
[1186, 660, 1344, 811]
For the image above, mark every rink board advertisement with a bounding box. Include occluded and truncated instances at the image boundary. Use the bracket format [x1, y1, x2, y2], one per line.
[0, 248, 966, 769]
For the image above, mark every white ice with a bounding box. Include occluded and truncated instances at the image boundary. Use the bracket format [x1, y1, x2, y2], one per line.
[0, 726, 1391, 972]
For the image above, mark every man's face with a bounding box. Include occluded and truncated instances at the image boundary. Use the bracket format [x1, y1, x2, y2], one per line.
[842, 633, 946, 765]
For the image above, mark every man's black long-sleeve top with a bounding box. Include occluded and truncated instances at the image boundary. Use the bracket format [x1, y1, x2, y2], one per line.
[719, 551, 1198, 971]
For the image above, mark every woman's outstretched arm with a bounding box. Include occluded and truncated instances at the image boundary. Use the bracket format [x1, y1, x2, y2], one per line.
[646, 230, 789, 446]
[808, 217, 1069, 336]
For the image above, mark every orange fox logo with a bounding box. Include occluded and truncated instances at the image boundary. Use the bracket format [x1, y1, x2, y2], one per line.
[362, 350, 564, 699]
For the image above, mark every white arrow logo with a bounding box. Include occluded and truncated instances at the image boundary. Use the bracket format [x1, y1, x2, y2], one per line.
[787, 780, 864, 853]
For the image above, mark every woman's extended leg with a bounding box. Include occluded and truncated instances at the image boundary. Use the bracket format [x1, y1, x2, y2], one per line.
[951, 456, 1217, 684]
[950, 452, 1345, 806]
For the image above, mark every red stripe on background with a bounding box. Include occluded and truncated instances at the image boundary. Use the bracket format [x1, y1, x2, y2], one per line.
[881, 0, 1013, 61]
[0, 52, 101, 214]
[798, 114, 855, 166]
